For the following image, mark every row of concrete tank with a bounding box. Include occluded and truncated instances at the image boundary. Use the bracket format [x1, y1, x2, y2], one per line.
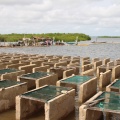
[0, 53, 120, 120]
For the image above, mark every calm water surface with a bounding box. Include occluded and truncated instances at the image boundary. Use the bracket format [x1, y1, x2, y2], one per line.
[0, 38, 120, 120]
[0, 38, 120, 60]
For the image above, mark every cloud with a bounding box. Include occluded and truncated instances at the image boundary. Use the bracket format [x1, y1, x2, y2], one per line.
[0, 0, 120, 35]
[0, 0, 43, 5]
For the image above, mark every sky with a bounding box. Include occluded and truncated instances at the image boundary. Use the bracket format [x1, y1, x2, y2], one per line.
[0, 0, 120, 36]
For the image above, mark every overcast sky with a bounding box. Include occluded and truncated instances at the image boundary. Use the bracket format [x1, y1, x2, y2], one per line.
[0, 0, 120, 36]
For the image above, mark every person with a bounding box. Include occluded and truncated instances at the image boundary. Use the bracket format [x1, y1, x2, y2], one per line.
[58, 40, 60, 45]
[75, 40, 78, 45]
[51, 40, 53, 45]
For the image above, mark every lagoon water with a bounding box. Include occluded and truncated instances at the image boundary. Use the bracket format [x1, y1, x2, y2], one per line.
[0, 38, 120, 60]
[0, 37, 120, 120]
[0, 38, 120, 59]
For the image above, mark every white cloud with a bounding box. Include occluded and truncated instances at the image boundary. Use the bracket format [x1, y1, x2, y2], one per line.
[0, 0, 120, 35]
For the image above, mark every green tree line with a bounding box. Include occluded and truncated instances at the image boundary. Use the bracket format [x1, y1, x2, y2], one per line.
[98, 36, 120, 38]
[0, 33, 91, 42]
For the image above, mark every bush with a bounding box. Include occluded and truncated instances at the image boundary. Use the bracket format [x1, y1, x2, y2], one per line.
[0, 33, 91, 42]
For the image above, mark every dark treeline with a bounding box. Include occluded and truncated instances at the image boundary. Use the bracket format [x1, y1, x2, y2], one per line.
[98, 36, 120, 38]
[0, 33, 91, 42]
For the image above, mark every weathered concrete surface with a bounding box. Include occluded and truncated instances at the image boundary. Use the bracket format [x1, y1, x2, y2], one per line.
[63, 69, 74, 78]
[0, 82, 27, 112]
[30, 60, 44, 66]
[16, 96, 44, 120]
[48, 58, 60, 62]
[45, 89, 75, 120]
[56, 77, 76, 90]
[96, 65, 106, 78]
[1, 70, 25, 81]
[48, 67, 64, 80]
[81, 60, 91, 66]
[81, 57, 90, 61]
[42, 62, 57, 67]
[70, 59, 80, 64]
[99, 70, 111, 90]
[79, 77, 97, 104]
[94, 60, 103, 71]
[106, 79, 119, 92]
[103, 58, 110, 65]
[57, 76, 97, 104]
[33, 65, 50, 73]
[82, 64, 93, 72]
[92, 58, 100, 63]
[36, 74, 58, 88]
[19, 64, 37, 74]
[6, 63, 29, 69]
[0, 62, 13, 69]
[54, 61, 67, 67]
[112, 65, 120, 81]
[79, 91, 103, 120]
[81, 69, 95, 76]
[16, 87, 75, 120]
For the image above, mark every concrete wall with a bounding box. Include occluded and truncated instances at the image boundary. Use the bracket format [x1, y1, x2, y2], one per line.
[42, 62, 56, 67]
[67, 62, 80, 67]
[72, 56, 80, 60]
[79, 91, 103, 120]
[106, 79, 119, 92]
[19, 64, 37, 74]
[82, 64, 93, 72]
[48, 67, 64, 80]
[112, 65, 120, 81]
[92, 58, 100, 63]
[107, 61, 114, 67]
[63, 69, 74, 78]
[79, 105, 103, 120]
[6, 63, 29, 69]
[54, 61, 67, 67]
[36, 74, 58, 88]
[40, 58, 48, 62]
[1, 70, 25, 81]
[81, 60, 91, 66]
[16, 95, 44, 119]
[45, 89, 75, 120]
[71, 66, 80, 75]
[18, 76, 36, 90]
[0, 82, 27, 112]
[81, 57, 90, 61]
[30, 60, 44, 66]
[99, 70, 111, 90]
[16, 86, 75, 120]
[93, 60, 102, 70]
[48, 58, 60, 62]
[70, 59, 80, 64]
[79, 77, 97, 104]
[33, 65, 50, 73]
[56, 76, 77, 90]
[57, 76, 97, 104]
[10, 59, 20, 64]
[19, 60, 31, 65]
[96, 65, 106, 78]
[115, 59, 120, 65]
[45, 55, 54, 59]
[59, 59, 71, 64]
[103, 58, 110, 65]
[0, 62, 13, 69]
[62, 56, 71, 59]
[81, 69, 95, 76]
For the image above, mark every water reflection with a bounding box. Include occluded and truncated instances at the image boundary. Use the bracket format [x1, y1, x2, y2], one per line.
[0, 108, 75, 120]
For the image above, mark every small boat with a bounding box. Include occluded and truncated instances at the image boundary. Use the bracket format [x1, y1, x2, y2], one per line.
[66, 42, 77, 45]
